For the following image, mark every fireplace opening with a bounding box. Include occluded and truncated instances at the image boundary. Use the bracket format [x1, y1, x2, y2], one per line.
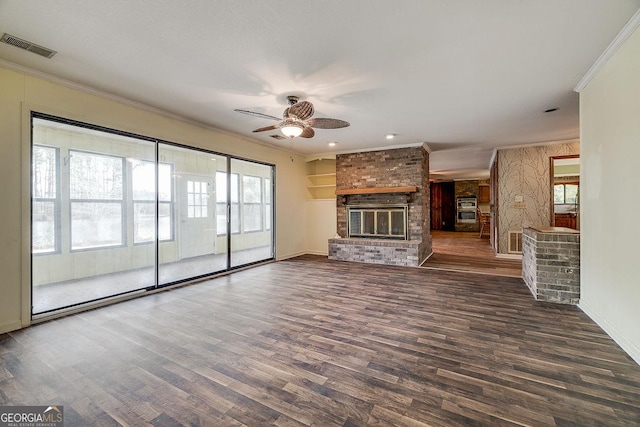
[347, 205, 408, 240]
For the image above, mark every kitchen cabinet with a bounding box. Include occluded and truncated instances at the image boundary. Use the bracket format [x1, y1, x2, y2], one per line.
[478, 185, 490, 203]
[555, 213, 577, 229]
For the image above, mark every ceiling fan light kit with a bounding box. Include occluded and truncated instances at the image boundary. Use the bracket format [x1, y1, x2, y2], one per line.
[235, 95, 349, 140]
[281, 123, 304, 138]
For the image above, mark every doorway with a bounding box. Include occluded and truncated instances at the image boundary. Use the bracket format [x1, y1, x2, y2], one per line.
[550, 155, 580, 230]
[430, 181, 456, 231]
[178, 174, 215, 260]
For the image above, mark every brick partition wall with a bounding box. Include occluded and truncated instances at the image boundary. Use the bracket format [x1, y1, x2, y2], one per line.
[330, 146, 431, 266]
[522, 226, 580, 304]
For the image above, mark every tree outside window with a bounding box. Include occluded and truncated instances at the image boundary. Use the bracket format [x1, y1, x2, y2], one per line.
[32, 145, 59, 253]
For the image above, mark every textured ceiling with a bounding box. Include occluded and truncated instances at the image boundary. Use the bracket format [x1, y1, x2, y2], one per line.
[1, 0, 639, 179]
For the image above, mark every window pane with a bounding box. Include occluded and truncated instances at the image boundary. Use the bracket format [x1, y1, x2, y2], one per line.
[216, 171, 227, 202]
[216, 203, 227, 234]
[134, 202, 155, 243]
[243, 175, 262, 203]
[265, 204, 271, 230]
[70, 151, 123, 200]
[71, 202, 122, 249]
[158, 202, 171, 241]
[243, 204, 262, 232]
[230, 174, 239, 203]
[159, 164, 172, 202]
[554, 184, 565, 204]
[565, 184, 579, 204]
[33, 201, 56, 253]
[187, 180, 208, 218]
[33, 146, 57, 198]
[265, 178, 271, 203]
[231, 203, 240, 233]
[132, 161, 155, 200]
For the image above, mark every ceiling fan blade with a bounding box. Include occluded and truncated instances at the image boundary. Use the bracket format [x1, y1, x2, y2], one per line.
[299, 126, 315, 138]
[307, 117, 350, 129]
[288, 101, 314, 120]
[252, 124, 280, 133]
[234, 109, 280, 121]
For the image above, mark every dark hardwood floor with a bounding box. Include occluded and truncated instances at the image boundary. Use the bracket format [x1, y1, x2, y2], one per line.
[2, 255, 639, 426]
[424, 231, 522, 277]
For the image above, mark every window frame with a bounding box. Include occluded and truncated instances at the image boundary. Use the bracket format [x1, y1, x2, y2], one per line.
[242, 174, 263, 233]
[554, 182, 579, 205]
[132, 161, 175, 244]
[31, 144, 61, 255]
[216, 172, 241, 235]
[264, 177, 271, 231]
[68, 149, 127, 252]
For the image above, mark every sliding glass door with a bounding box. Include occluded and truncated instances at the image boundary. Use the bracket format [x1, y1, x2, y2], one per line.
[31, 115, 157, 314]
[157, 145, 228, 284]
[31, 113, 274, 316]
[230, 158, 274, 267]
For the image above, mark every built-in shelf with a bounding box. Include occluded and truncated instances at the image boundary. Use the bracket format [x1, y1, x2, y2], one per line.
[306, 158, 336, 200]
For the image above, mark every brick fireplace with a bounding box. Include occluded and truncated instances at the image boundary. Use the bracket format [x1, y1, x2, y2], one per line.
[328, 146, 431, 267]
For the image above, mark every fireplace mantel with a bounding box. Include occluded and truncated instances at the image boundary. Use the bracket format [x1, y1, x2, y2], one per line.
[336, 186, 418, 203]
[335, 186, 418, 195]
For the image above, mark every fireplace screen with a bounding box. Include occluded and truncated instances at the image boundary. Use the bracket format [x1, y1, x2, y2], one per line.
[348, 206, 408, 240]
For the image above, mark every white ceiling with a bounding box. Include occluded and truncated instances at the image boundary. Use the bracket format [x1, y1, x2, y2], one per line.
[1, 1, 638, 179]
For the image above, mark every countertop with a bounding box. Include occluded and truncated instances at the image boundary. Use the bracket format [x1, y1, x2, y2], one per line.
[527, 226, 580, 234]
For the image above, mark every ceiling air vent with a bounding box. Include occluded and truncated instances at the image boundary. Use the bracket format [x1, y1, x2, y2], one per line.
[269, 134, 286, 140]
[1, 33, 57, 58]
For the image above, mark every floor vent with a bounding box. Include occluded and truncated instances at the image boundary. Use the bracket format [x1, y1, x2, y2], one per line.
[1, 33, 57, 58]
[508, 230, 523, 254]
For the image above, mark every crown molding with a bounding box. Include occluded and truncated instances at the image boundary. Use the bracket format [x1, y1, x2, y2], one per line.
[496, 138, 580, 152]
[574, 8, 640, 92]
[0, 59, 305, 157]
[314, 142, 425, 158]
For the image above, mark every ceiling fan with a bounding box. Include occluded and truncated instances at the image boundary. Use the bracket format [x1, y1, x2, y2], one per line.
[234, 96, 350, 138]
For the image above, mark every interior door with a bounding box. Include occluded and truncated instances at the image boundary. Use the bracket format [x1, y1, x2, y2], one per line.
[178, 174, 215, 259]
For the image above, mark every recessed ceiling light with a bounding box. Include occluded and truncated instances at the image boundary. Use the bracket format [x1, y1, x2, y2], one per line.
[385, 133, 396, 140]
[328, 141, 337, 147]
[544, 108, 558, 113]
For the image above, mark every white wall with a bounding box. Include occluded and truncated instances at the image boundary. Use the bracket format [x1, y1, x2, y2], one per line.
[305, 199, 337, 255]
[0, 66, 310, 333]
[579, 25, 640, 364]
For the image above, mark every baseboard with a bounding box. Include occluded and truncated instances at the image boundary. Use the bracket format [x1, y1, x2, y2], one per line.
[579, 300, 640, 366]
[0, 320, 23, 334]
[305, 250, 328, 256]
[276, 251, 308, 261]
